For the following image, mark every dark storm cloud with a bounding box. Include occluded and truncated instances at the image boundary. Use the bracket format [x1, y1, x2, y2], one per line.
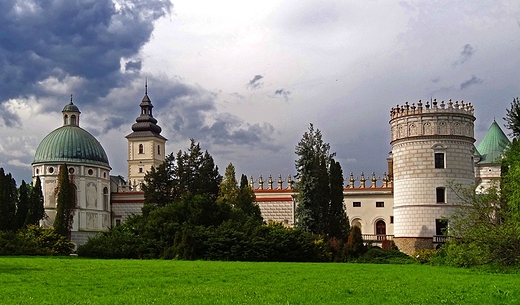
[460, 75, 483, 90]
[0, 103, 21, 127]
[130, 76, 280, 151]
[0, 0, 171, 111]
[453, 44, 474, 66]
[125, 60, 142, 72]
[247, 75, 264, 89]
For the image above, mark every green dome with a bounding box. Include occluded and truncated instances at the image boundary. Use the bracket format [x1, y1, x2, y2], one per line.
[33, 126, 110, 168]
[62, 102, 80, 113]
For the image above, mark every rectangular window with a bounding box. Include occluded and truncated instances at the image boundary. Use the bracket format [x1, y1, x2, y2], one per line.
[435, 152, 445, 168]
[390, 216, 394, 224]
[436, 187, 446, 203]
[353, 202, 361, 207]
[376, 201, 384, 208]
[139, 167, 143, 173]
[115, 219, 121, 226]
[435, 219, 448, 235]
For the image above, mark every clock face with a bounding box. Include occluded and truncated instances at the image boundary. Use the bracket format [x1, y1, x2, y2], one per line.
[86, 182, 97, 208]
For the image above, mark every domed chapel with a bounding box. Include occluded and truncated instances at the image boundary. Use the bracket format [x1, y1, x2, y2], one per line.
[32, 96, 112, 244]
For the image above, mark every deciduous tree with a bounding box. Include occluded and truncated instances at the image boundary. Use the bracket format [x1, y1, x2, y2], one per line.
[504, 97, 520, 139]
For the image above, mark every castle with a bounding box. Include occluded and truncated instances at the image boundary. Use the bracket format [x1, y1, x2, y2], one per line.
[32, 92, 510, 253]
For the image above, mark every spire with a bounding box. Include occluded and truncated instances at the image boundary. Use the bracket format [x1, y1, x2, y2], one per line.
[126, 84, 166, 140]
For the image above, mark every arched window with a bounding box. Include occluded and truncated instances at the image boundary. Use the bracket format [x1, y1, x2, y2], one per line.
[71, 115, 77, 125]
[139, 144, 144, 154]
[103, 187, 109, 211]
[157, 145, 160, 155]
[64, 115, 68, 125]
[376, 220, 386, 240]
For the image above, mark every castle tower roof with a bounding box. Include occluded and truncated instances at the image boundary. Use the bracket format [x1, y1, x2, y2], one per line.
[126, 83, 166, 140]
[476, 121, 510, 164]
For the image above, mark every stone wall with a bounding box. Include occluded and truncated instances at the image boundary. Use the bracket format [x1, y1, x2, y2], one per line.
[394, 237, 433, 255]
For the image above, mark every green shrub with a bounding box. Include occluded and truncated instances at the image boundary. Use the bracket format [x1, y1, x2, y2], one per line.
[444, 240, 490, 267]
[355, 248, 414, 264]
[413, 249, 438, 264]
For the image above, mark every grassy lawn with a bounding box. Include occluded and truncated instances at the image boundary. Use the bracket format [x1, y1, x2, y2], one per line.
[0, 257, 518, 304]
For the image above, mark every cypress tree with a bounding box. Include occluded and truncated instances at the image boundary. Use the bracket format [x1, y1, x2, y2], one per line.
[26, 176, 45, 226]
[0, 168, 17, 231]
[54, 164, 75, 238]
[16, 180, 29, 230]
[327, 159, 349, 240]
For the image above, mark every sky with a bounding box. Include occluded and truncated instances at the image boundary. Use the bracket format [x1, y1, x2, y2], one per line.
[1, 0, 520, 185]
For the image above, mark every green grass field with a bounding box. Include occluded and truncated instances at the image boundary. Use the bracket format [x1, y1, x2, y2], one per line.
[0, 257, 518, 304]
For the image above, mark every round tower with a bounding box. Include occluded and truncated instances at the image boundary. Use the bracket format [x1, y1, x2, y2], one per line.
[389, 99, 476, 254]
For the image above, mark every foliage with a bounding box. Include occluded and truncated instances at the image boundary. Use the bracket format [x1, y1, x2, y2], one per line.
[142, 140, 222, 208]
[354, 248, 414, 264]
[53, 164, 76, 238]
[0, 168, 18, 231]
[327, 159, 349, 240]
[142, 152, 176, 207]
[0, 226, 73, 256]
[294, 124, 349, 240]
[413, 249, 439, 264]
[16, 180, 29, 230]
[504, 97, 520, 139]
[344, 226, 366, 260]
[26, 176, 46, 226]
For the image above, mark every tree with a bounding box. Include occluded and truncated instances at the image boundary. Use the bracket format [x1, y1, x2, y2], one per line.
[54, 164, 75, 238]
[0, 168, 18, 231]
[504, 97, 520, 139]
[143, 140, 222, 209]
[142, 153, 176, 207]
[16, 180, 29, 230]
[217, 164, 262, 225]
[327, 159, 349, 240]
[26, 176, 45, 226]
[294, 124, 335, 235]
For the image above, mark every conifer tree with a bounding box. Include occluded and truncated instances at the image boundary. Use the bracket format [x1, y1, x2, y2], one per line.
[327, 159, 349, 240]
[504, 97, 520, 139]
[26, 176, 45, 226]
[54, 164, 75, 238]
[143, 153, 176, 207]
[16, 180, 29, 230]
[295, 124, 334, 234]
[0, 168, 18, 231]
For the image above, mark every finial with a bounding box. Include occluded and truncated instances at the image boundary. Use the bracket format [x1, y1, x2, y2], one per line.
[145, 78, 148, 95]
[70, 94, 73, 104]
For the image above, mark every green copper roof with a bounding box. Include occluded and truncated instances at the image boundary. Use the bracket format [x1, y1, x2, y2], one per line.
[62, 102, 80, 113]
[476, 121, 510, 164]
[33, 125, 110, 167]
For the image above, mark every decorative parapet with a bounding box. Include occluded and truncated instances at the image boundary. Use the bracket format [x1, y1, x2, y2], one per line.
[390, 99, 474, 120]
[250, 172, 392, 191]
[390, 99, 476, 144]
[250, 174, 295, 190]
[346, 172, 392, 189]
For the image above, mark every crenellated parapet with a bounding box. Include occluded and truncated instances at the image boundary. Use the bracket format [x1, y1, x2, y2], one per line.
[390, 99, 476, 144]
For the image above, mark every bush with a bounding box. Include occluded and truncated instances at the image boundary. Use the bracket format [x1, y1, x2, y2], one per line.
[0, 226, 73, 256]
[444, 240, 491, 267]
[354, 248, 414, 264]
[413, 249, 438, 264]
